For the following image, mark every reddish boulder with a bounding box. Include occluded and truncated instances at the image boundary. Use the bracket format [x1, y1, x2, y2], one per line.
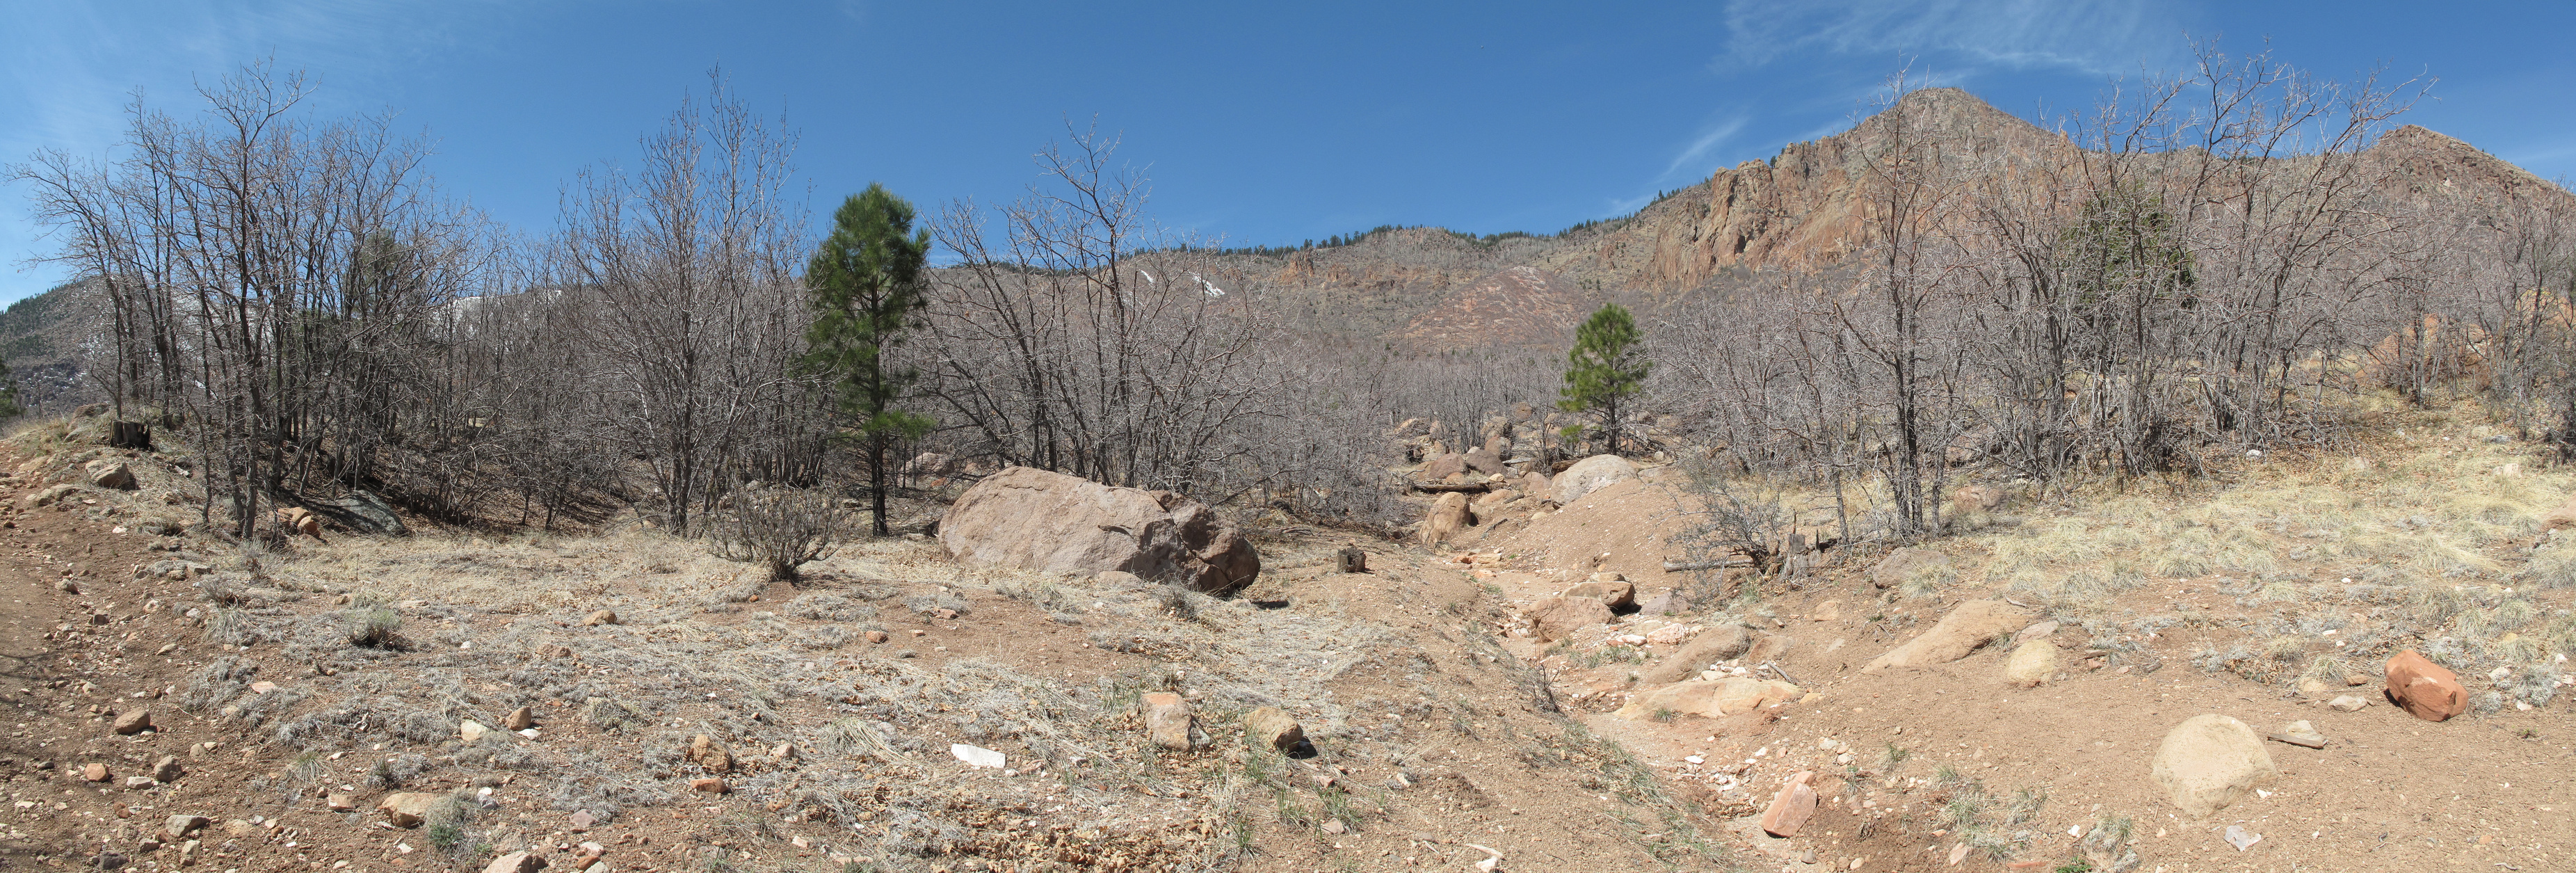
[1418, 453, 1468, 481]
[1760, 771, 1819, 838]
[1862, 600, 2036, 672]
[1562, 578, 1635, 609]
[1526, 596, 1612, 642]
[1419, 492, 1474, 546]
[2385, 650, 2466, 722]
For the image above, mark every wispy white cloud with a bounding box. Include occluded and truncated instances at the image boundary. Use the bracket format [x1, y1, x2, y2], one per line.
[1716, 0, 2182, 77]
[1595, 113, 1754, 222]
[1, 0, 521, 302]
[1661, 115, 1749, 178]
[1603, 192, 1655, 216]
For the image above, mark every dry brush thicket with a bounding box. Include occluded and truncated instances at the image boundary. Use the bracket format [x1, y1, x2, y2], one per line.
[4, 68, 1447, 543]
[1653, 50, 2576, 541]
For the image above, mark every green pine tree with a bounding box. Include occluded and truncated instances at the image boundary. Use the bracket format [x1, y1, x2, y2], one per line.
[1557, 303, 1648, 456]
[804, 184, 936, 536]
[0, 355, 21, 419]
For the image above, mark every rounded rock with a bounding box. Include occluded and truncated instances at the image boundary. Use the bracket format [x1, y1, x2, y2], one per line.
[2149, 714, 2277, 819]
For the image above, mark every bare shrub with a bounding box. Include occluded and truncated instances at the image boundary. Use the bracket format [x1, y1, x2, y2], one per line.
[1669, 458, 1795, 577]
[707, 487, 851, 582]
[581, 697, 645, 734]
[344, 606, 401, 647]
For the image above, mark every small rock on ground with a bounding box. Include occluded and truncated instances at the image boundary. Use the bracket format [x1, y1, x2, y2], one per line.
[378, 792, 440, 828]
[1143, 692, 1193, 750]
[481, 850, 548, 873]
[1760, 771, 1818, 838]
[1243, 707, 1310, 755]
[2385, 650, 2466, 721]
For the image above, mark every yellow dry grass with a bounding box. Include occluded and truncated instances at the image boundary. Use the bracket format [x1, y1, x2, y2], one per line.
[1959, 405, 2576, 700]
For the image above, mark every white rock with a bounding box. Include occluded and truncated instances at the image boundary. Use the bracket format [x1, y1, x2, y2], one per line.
[951, 743, 1005, 769]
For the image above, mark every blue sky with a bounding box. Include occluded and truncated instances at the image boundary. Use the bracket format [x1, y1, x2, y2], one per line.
[5, 1, 2574, 305]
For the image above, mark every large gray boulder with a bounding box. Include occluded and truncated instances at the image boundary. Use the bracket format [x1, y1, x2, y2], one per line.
[1552, 454, 1637, 504]
[939, 466, 1259, 594]
[310, 490, 409, 536]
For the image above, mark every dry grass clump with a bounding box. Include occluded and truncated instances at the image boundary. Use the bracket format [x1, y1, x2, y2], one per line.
[1988, 520, 2111, 573]
[2525, 543, 2576, 588]
[2298, 655, 2356, 685]
[814, 716, 911, 764]
[1963, 408, 2576, 716]
[2148, 524, 2277, 578]
[1995, 549, 2145, 611]
[344, 600, 401, 648]
[1928, 766, 2047, 861]
[992, 577, 1085, 618]
[259, 525, 968, 618]
[581, 697, 645, 733]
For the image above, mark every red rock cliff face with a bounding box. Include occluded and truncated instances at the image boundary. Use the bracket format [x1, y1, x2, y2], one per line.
[1538, 88, 2076, 292]
[1218, 89, 2575, 346]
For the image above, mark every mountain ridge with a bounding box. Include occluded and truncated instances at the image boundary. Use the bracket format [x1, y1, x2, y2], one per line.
[1240, 87, 2576, 351]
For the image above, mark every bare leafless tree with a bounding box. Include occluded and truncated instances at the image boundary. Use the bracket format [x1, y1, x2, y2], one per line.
[922, 124, 1285, 499]
[11, 61, 497, 536]
[547, 71, 812, 534]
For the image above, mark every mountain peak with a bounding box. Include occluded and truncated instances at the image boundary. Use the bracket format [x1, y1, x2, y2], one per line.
[2368, 122, 2570, 206]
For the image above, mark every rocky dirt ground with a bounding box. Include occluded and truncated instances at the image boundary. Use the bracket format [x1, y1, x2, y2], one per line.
[1458, 413, 2575, 872]
[0, 405, 2566, 873]
[0, 417, 1725, 873]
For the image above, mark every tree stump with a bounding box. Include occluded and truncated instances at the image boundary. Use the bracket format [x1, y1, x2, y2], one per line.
[1334, 545, 1367, 574]
[108, 422, 151, 449]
